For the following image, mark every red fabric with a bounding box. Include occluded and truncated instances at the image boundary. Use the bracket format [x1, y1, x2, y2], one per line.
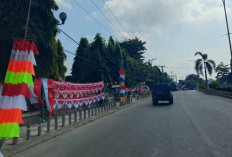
[120, 86, 125, 90]
[0, 109, 23, 124]
[2, 83, 31, 98]
[45, 79, 104, 113]
[12, 40, 39, 55]
[119, 70, 125, 75]
[34, 78, 43, 105]
[48, 79, 55, 113]
[7, 60, 35, 75]
[31, 42, 39, 55]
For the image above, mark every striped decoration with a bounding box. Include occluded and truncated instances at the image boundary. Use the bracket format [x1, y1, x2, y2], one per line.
[119, 70, 126, 102]
[0, 40, 38, 138]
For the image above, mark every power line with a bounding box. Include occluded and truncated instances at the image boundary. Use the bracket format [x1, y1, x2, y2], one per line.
[64, 49, 119, 67]
[57, 27, 79, 45]
[90, 0, 128, 40]
[72, 0, 113, 37]
[101, 0, 134, 39]
[64, 49, 104, 70]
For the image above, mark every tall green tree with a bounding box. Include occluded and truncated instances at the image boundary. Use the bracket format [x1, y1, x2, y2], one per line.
[56, 40, 67, 79]
[120, 37, 146, 62]
[215, 62, 230, 84]
[89, 34, 112, 82]
[195, 52, 216, 86]
[0, 0, 65, 81]
[185, 74, 199, 82]
[71, 38, 90, 82]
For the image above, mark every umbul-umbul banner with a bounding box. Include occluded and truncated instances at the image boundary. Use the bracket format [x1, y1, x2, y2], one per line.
[0, 40, 39, 138]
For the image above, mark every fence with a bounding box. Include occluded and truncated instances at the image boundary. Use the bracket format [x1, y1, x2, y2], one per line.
[1, 94, 149, 149]
[198, 88, 232, 99]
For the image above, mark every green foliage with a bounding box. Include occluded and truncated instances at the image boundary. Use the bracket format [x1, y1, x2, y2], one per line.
[56, 40, 67, 79]
[120, 38, 146, 62]
[71, 37, 90, 82]
[185, 74, 199, 82]
[216, 86, 232, 92]
[215, 62, 230, 84]
[209, 81, 219, 89]
[197, 79, 207, 89]
[194, 52, 216, 85]
[70, 34, 163, 88]
[0, 0, 66, 81]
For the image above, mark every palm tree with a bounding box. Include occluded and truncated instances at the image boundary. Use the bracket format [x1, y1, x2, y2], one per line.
[195, 52, 216, 86]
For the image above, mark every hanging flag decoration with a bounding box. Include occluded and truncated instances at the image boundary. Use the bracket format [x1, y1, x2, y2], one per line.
[0, 40, 39, 138]
[29, 78, 43, 105]
[119, 70, 126, 102]
[42, 79, 104, 114]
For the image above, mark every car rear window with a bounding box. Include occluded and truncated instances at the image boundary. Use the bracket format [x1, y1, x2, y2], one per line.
[153, 84, 170, 92]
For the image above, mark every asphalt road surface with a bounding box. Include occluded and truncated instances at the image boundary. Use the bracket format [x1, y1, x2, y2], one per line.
[15, 91, 232, 157]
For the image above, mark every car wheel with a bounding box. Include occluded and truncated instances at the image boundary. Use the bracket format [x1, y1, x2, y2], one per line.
[169, 99, 173, 105]
[153, 99, 158, 105]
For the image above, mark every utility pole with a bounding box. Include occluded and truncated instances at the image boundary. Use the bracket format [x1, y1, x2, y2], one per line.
[159, 65, 165, 83]
[148, 58, 156, 66]
[170, 71, 174, 81]
[159, 65, 165, 73]
[222, 0, 232, 73]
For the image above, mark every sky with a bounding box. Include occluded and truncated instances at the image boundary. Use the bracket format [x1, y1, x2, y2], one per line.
[54, 0, 232, 81]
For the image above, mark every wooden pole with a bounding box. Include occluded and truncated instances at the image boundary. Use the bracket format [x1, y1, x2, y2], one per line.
[24, 0, 32, 39]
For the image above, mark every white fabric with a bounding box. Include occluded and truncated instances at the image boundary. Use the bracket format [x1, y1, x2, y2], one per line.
[42, 79, 52, 113]
[74, 103, 79, 108]
[67, 103, 72, 108]
[0, 80, 27, 111]
[120, 90, 125, 94]
[10, 49, 36, 65]
[0, 95, 27, 111]
[120, 74, 125, 80]
[29, 85, 39, 104]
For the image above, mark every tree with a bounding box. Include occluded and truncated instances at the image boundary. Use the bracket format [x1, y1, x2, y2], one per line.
[71, 38, 90, 82]
[0, 0, 64, 80]
[215, 62, 230, 84]
[90, 34, 110, 82]
[185, 74, 199, 82]
[106, 37, 122, 82]
[120, 37, 146, 62]
[195, 52, 216, 86]
[56, 40, 67, 79]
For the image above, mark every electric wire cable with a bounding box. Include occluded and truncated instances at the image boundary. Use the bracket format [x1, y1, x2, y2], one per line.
[100, 0, 134, 39]
[90, 0, 128, 40]
[72, 0, 113, 37]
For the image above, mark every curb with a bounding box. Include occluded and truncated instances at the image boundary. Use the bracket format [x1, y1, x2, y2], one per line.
[2, 96, 150, 157]
[198, 90, 232, 99]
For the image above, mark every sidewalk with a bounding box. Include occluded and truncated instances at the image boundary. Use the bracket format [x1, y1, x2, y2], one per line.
[1, 95, 150, 157]
[4, 102, 121, 148]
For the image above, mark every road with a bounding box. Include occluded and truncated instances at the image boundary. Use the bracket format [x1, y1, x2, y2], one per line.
[15, 91, 232, 157]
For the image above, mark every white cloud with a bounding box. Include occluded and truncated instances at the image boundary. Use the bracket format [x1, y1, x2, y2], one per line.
[97, 0, 231, 78]
[104, 0, 225, 33]
[55, 0, 71, 9]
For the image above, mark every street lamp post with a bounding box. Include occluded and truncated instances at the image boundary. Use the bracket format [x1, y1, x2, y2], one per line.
[40, 12, 67, 122]
[222, 0, 232, 73]
[58, 12, 67, 25]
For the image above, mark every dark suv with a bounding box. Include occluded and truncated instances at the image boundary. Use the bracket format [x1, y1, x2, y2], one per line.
[152, 83, 173, 105]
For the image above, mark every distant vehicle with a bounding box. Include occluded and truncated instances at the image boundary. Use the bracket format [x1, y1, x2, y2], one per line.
[170, 82, 178, 91]
[152, 83, 173, 105]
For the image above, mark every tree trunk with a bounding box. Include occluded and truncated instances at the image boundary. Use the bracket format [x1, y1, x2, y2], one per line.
[204, 62, 208, 87]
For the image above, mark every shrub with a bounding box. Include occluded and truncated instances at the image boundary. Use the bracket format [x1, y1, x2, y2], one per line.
[209, 81, 219, 89]
[216, 86, 232, 92]
[197, 82, 207, 89]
